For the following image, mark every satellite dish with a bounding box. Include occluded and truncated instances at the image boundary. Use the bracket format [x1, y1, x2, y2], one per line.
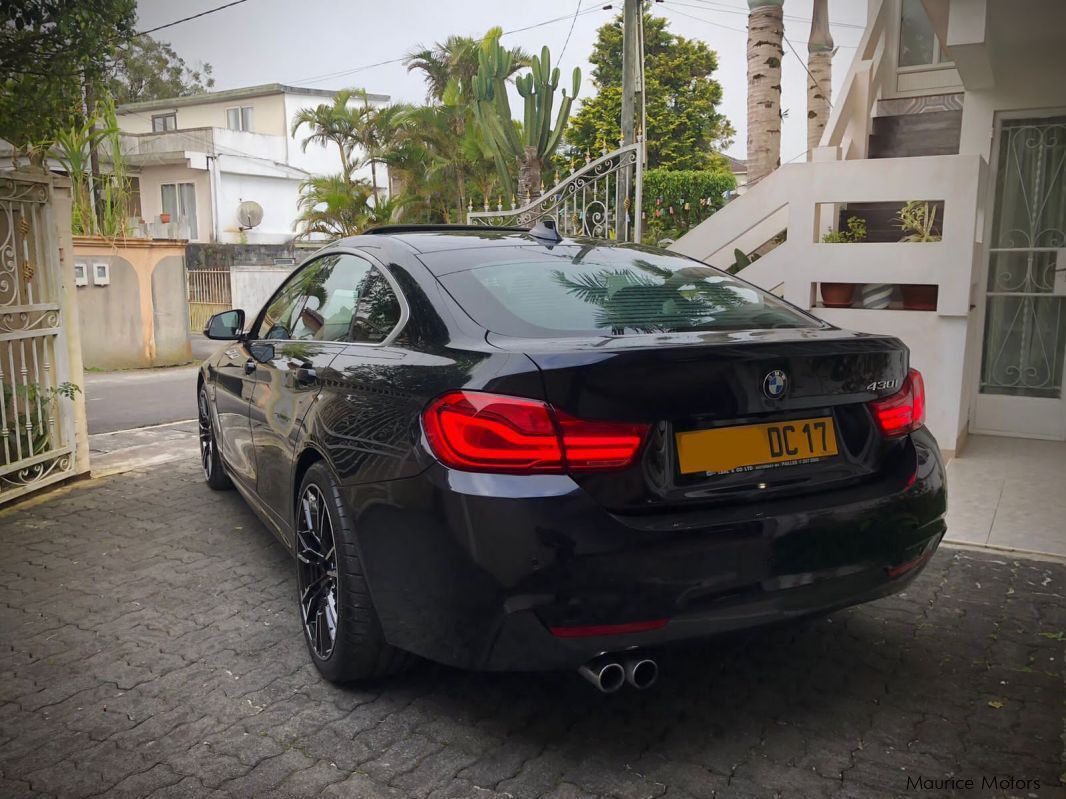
[237, 200, 263, 230]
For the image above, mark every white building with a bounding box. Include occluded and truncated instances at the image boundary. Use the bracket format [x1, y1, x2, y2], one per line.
[673, 0, 1066, 450]
[115, 83, 390, 244]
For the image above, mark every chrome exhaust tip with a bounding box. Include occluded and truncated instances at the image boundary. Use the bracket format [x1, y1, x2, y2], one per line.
[623, 656, 658, 690]
[578, 658, 626, 693]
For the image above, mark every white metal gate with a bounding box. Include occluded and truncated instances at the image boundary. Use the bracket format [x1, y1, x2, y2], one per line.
[468, 142, 644, 242]
[186, 268, 232, 332]
[0, 173, 77, 502]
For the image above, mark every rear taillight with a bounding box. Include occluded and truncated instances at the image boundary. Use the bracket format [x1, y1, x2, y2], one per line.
[422, 391, 648, 474]
[868, 368, 926, 437]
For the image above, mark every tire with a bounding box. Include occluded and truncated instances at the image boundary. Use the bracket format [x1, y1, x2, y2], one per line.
[295, 461, 410, 683]
[198, 385, 232, 490]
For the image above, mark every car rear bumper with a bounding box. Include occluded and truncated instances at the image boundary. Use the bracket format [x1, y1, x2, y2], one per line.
[349, 427, 947, 671]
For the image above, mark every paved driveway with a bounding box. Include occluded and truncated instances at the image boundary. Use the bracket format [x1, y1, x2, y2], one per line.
[1, 458, 1063, 799]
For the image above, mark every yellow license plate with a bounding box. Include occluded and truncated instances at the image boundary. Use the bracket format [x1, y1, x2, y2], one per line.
[676, 417, 839, 476]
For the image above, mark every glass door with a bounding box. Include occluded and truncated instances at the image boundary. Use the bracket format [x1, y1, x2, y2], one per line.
[974, 114, 1066, 439]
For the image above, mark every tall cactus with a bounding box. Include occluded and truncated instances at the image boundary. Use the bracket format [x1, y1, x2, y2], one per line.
[474, 29, 580, 202]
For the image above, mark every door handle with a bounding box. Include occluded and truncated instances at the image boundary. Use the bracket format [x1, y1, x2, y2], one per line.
[244, 359, 257, 375]
[294, 367, 317, 385]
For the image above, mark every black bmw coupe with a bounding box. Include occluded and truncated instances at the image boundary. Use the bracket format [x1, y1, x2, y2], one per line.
[198, 223, 946, 691]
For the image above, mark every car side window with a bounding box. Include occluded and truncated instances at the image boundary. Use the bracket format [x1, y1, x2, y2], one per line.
[350, 267, 403, 344]
[257, 263, 316, 340]
[254, 254, 374, 342]
[289, 254, 372, 341]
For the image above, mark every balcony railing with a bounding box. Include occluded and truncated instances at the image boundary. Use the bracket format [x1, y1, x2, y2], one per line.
[671, 153, 986, 317]
[120, 128, 287, 163]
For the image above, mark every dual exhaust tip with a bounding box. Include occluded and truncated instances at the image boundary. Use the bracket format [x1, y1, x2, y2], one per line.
[578, 655, 658, 693]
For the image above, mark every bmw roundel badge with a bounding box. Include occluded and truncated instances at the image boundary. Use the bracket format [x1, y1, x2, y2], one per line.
[763, 369, 788, 399]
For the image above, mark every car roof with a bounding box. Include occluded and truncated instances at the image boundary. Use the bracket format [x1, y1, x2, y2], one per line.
[335, 225, 606, 261]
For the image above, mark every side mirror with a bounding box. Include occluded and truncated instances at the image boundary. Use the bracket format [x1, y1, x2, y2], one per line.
[204, 309, 246, 340]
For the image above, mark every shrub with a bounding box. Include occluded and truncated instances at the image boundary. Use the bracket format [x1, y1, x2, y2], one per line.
[641, 168, 736, 245]
[821, 215, 867, 243]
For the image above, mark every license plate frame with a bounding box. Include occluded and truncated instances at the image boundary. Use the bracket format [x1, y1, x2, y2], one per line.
[675, 416, 839, 476]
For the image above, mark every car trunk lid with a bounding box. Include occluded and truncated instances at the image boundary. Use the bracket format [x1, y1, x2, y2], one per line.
[488, 328, 910, 511]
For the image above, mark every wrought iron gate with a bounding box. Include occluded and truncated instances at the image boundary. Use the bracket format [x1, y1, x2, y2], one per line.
[187, 268, 232, 331]
[467, 143, 643, 242]
[1, 173, 77, 502]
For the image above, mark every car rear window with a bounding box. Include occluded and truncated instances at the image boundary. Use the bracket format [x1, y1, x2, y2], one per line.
[433, 245, 818, 337]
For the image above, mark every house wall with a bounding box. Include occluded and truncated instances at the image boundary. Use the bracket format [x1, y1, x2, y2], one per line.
[73, 239, 191, 369]
[118, 94, 288, 137]
[216, 172, 304, 244]
[135, 164, 213, 243]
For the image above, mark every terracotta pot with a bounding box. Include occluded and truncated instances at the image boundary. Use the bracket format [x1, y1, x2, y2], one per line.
[820, 282, 856, 308]
[159, 213, 171, 224]
[901, 284, 937, 311]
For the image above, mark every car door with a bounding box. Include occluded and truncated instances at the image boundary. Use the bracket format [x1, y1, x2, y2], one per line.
[248, 252, 376, 527]
[312, 261, 423, 485]
[214, 266, 314, 488]
[210, 340, 259, 489]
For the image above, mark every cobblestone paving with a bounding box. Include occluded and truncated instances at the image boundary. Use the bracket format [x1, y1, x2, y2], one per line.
[1, 458, 1063, 799]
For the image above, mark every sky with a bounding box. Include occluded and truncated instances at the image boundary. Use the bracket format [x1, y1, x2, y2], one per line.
[134, 0, 870, 162]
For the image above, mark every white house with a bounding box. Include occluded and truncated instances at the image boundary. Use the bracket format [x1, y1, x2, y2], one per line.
[115, 83, 390, 244]
[672, 0, 1066, 451]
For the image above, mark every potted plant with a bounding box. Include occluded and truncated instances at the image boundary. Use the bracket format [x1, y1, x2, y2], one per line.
[896, 200, 941, 310]
[160, 212, 172, 224]
[819, 215, 866, 307]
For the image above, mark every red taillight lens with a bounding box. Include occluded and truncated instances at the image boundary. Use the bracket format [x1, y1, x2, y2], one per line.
[423, 392, 563, 472]
[868, 368, 926, 437]
[555, 411, 648, 472]
[422, 391, 648, 474]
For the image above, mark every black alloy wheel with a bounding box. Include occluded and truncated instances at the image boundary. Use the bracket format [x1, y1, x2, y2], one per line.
[296, 483, 339, 660]
[294, 462, 411, 682]
[198, 386, 231, 490]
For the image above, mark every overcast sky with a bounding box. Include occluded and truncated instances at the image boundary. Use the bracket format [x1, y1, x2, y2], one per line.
[135, 0, 869, 162]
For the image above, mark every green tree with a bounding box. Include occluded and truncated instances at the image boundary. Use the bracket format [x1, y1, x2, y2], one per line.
[105, 36, 214, 104]
[0, 0, 137, 158]
[293, 175, 379, 239]
[291, 89, 367, 184]
[568, 13, 734, 171]
[406, 34, 528, 105]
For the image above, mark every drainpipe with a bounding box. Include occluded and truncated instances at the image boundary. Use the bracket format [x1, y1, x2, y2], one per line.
[208, 153, 222, 242]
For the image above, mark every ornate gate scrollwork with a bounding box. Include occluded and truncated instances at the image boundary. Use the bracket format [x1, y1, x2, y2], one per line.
[1, 173, 76, 502]
[468, 143, 643, 243]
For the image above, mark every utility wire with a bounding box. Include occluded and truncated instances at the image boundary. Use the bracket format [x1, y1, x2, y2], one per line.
[135, 0, 252, 37]
[659, 4, 746, 34]
[558, 0, 585, 65]
[681, 0, 865, 30]
[291, 5, 610, 86]
[659, 3, 837, 108]
[781, 32, 834, 109]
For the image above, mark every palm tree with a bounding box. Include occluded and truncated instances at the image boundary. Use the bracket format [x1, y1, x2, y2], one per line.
[405, 34, 529, 105]
[290, 89, 366, 182]
[346, 90, 394, 199]
[746, 0, 785, 183]
[807, 0, 833, 153]
[293, 174, 375, 239]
